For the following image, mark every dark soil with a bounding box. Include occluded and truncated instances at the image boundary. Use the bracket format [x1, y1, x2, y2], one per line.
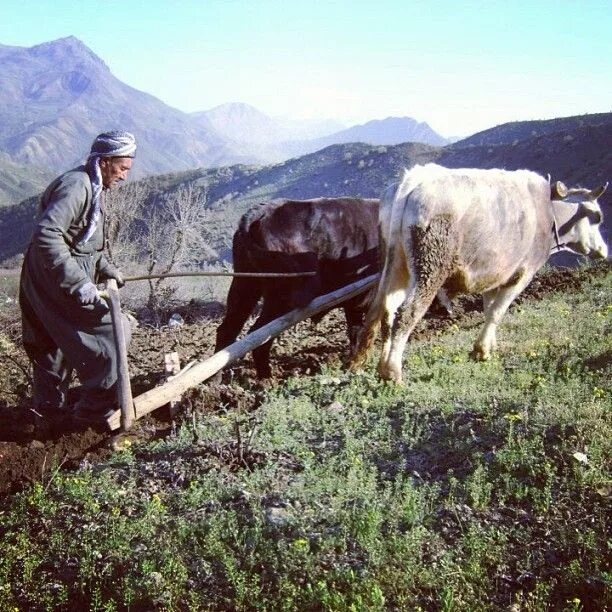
[0, 263, 608, 495]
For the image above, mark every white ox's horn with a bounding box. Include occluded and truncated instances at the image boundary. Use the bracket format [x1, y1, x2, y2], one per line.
[551, 180, 568, 200]
[588, 182, 608, 200]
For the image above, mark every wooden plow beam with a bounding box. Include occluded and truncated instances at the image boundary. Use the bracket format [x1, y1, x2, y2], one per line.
[106, 273, 380, 431]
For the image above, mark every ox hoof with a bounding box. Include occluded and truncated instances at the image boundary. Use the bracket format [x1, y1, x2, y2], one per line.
[470, 346, 492, 361]
[381, 376, 404, 387]
[377, 365, 403, 385]
[348, 356, 365, 371]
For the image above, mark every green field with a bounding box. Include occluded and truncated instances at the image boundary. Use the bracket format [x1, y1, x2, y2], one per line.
[0, 268, 610, 611]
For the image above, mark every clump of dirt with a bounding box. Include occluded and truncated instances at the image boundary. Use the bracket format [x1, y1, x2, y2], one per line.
[0, 262, 608, 494]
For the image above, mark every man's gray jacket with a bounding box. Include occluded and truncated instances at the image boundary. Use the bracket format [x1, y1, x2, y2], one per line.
[20, 166, 125, 409]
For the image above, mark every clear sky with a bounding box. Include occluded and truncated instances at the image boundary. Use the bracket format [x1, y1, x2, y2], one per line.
[1, 0, 610, 137]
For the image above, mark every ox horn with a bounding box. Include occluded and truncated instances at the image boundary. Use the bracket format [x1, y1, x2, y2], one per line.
[588, 182, 608, 200]
[551, 181, 568, 200]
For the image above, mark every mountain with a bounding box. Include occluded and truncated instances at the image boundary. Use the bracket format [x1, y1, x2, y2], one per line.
[0, 154, 53, 208]
[274, 117, 449, 160]
[0, 37, 447, 183]
[192, 103, 287, 145]
[3, 112, 609, 266]
[191, 104, 450, 165]
[0, 37, 244, 179]
[313, 117, 449, 147]
[192, 103, 344, 144]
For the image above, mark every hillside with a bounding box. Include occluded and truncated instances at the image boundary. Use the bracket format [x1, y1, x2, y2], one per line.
[1, 113, 609, 266]
[454, 112, 612, 147]
[0, 155, 53, 209]
[0, 37, 243, 178]
[0, 142, 440, 264]
[443, 123, 612, 188]
[440, 123, 612, 248]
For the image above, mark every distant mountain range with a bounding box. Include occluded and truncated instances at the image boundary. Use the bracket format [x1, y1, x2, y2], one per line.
[0, 36, 609, 267]
[0, 37, 239, 179]
[0, 36, 448, 188]
[191, 102, 346, 144]
[2, 115, 610, 266]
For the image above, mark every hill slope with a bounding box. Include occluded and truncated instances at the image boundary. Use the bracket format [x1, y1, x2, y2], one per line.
[0, 37, 448, 181]
[0, 155, 53, 209]
[1, 115, 609, 266]
[0, 263, 609, 609]
[0, 37, 243, 179]
[454, 112, 612, 147]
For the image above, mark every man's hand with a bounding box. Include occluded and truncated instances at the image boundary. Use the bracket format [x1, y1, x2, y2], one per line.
[102, 267, 125, 288]
[108, 269, 125, 288]
[77, 282, 103, 306]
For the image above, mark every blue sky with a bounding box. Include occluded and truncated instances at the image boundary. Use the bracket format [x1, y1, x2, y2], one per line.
[1, 0, 610, 137]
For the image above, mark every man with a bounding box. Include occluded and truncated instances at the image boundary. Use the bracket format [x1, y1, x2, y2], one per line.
[19, 130, 137, 433]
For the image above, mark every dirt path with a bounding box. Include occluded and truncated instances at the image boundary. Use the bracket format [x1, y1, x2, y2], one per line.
[0, 263, 608, 494]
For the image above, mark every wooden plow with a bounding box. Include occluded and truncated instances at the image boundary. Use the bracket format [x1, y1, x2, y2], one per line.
[105, 274, 380, 432]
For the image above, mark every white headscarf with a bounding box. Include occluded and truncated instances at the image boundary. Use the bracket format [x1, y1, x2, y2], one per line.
[78, 130, 137, 246]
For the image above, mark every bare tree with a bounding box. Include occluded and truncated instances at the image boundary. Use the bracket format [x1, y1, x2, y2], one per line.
[104, 181, 150, 268]
[105, 181, 213, 315]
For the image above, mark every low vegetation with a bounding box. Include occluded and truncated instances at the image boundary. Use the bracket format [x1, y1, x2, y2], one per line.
[0, 265, 609, 610]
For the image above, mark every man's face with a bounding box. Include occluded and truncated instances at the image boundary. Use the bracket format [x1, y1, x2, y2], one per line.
[100, 157, 133, 190]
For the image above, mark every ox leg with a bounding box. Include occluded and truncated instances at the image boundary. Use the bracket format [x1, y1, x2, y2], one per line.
[375, 248, 414, 380]
[215, 277, 262, 352]
[249, 296, 292, 379]
[344, 305, 368, 357]
[379, 220, 455, 383]
[378, 288, 439, 384]
[351, 243, 410, 368]
[213, 278, 261, 384]
[377, 286, 409, 379]
[472, 275, 532, 360]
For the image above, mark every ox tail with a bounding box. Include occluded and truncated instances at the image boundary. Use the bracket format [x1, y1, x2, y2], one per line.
[350, 246, 404, 367]
[350, 178, 409, 367]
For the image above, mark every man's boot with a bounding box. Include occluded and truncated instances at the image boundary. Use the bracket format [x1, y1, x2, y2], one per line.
[72, 387, 117, 432]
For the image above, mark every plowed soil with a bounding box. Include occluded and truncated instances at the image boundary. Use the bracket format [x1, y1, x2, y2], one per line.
[0, 263, 608, 495]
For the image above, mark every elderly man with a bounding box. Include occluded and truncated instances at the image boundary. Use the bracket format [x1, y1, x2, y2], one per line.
[19, 130, 137, 433]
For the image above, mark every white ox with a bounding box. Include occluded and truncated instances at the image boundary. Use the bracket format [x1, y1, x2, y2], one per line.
[351, 163, 608, 383]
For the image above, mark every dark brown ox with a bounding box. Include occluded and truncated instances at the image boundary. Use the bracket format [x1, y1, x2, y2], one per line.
[351, 163, 608, 383]
[215, 197, 380, 378]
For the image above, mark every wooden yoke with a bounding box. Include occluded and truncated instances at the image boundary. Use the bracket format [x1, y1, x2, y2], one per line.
[105, 279, 135, 430]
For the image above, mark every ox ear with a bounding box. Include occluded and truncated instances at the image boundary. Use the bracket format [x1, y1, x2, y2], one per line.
[551, 181, 568, 200]
[580, 201, 603, 224]
[588, 182, 608, 201]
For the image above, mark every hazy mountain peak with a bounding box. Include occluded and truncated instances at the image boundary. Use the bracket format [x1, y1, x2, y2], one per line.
[0, 37, 238, 177]
[205, 102, 268, 118]
[28, 36, 106, 68]
[193, 102, 343, 147]
[304, 116, 449, 150]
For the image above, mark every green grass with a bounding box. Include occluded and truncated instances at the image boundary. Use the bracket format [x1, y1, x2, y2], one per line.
[0, 269, 610, 610]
